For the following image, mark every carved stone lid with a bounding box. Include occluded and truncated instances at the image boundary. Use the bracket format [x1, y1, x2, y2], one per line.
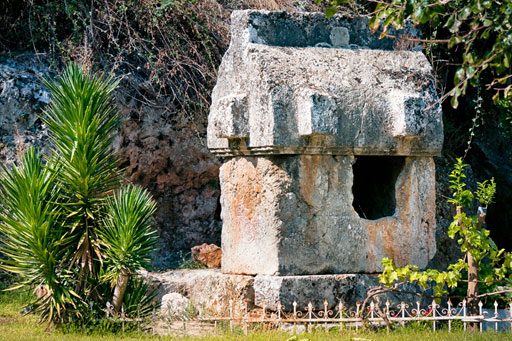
[207, 10, 443, 156]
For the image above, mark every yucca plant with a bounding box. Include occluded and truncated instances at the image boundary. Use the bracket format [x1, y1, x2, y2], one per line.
[98, 185, 158, 312]
[0, 147, 80, 323]
[122, 277, 159, 318]
[0, 64, 158, 324]
[42, 64, 122, 285]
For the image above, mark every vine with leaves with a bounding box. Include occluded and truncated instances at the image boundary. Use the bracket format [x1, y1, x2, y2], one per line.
[377, 158, 512, 317]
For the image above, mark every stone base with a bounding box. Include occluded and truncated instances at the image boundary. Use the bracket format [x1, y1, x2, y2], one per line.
[141, 269, 254, 316]
[254, 274, 431, 311]
[254, 274, 367, 311]
[142, 270, 430, 315]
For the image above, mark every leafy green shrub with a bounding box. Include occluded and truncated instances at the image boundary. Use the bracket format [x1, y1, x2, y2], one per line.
[0, 64, 158, 324]
[379, 158, 512, 314]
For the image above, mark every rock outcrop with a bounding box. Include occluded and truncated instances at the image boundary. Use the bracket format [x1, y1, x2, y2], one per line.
[191, 243, 222, 268]
[0, 58, 51, 165]
[115, 98, 221, 268]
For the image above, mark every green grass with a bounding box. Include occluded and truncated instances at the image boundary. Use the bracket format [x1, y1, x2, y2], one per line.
[0, 287, 510, 340]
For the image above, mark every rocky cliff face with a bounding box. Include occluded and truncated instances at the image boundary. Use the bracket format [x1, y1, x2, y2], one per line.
[0, 58, 51, 164]
[0, 57, 221, 268]
[115, 95, 221, 268]
[1, 55, 510, 271]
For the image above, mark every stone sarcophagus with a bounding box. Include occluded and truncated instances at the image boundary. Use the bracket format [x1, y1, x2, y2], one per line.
[208, 10, 443, 276]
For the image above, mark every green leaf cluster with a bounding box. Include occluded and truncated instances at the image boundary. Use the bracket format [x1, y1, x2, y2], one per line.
[379, 159, 512, 301]
[365, 0, 512, 107]
[0, 64, 158, 324]
[98, 185, 158, 287]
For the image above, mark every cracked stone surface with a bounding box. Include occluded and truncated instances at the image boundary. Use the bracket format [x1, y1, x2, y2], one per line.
[219, 155, 436, 275]
[208, 11, 443, 156]
[208, 10, 442, 275]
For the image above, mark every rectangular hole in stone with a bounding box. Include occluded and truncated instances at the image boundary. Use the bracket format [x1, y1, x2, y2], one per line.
[352, 156, 405, 220]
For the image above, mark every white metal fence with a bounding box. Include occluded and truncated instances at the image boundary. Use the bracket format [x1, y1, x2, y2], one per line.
[114, 298, 512, 335]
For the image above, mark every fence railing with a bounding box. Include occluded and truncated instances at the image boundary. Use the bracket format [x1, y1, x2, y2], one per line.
[111, 298, 512, 335]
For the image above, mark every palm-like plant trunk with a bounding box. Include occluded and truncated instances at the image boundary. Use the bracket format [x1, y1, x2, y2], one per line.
[113, 268, 130, 313]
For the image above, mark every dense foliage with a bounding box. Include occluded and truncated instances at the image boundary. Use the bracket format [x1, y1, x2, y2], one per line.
[0, 0, 229, 120]
[379, 159, 512, 313]
[321, 0, 512, 137]
[0, 64, 158, 324]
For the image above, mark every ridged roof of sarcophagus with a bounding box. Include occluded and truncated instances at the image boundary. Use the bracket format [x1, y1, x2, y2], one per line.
[207, 10, 443, 156]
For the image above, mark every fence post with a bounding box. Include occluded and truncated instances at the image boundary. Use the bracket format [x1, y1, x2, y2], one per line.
[415, 301, 420, 328]
[324, 300, 328, 332]
[479, 301, 483, 333]
[277, 301, 282, 331]
[356, 302, 360, 332]
[338, 301, 344, 332]
[386, 300, 390, 334]
[432, 300, 437, 332]
[494, 301, 499, 333]
[293, 301, 297, 335]
[462, 299, 467, 332]
[307, 302, 312, 333]
[400, 302, 406, 328]
[448, 300, 452, 333]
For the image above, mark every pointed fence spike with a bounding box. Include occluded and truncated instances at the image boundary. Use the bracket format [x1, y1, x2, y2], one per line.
[493, 300, 499, 333]
[479, 301, 483, 333]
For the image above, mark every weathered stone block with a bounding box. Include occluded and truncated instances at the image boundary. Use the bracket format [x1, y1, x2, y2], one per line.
[220, 155, 436, 275]
[297, 88, 339, 137]
[213, 94, 248, 139]
[191, 243, 222, 268]
[254, 274, 431, 311]
[141, 269, 254, 316]
[207, 10, 443, 156]
[142, 270, 431, 316]
[208, 10, 442, 276]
